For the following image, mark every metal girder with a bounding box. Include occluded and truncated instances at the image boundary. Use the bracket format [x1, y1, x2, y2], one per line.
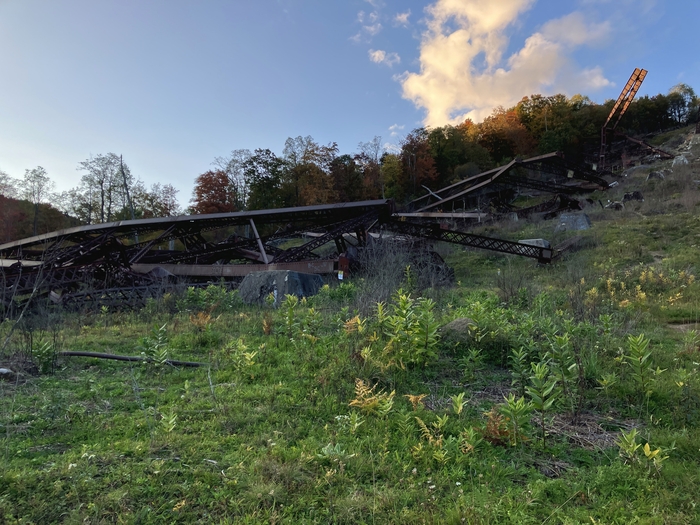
[0, 200, 395, 258]
[416, 160, 517, 212]
[410, 153, 607, 213]
[273, 211, 380, 263]
[0, 200, 395, 313]
[599, 68, 648, 169]
[131, 260, 337, 278]
[384, 219, 554, 263]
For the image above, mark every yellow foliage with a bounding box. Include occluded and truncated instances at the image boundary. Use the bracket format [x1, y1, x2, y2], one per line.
[349, 378, 395, 416]
[344, 315, 364, 334]
[404, 393, 428, 410]
[190, 311, 215, 331]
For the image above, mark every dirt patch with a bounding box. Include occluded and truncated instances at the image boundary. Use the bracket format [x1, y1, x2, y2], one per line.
[649, 251, 666, 262]
[668, 323, 700, 332]
[546, 412, 639, 451]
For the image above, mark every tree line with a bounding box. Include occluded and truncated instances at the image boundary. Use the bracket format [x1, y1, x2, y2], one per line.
[190, 83, 698, 213]
[0, 83, 696, 243]
[0, 153, 181, 242]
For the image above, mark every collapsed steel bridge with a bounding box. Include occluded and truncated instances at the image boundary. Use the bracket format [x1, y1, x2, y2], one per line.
[402, 152, 608, 215]
[0, 195, 573, 312]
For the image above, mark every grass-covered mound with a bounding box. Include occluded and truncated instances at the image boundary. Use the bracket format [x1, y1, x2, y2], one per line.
[3, 131, 700, 523]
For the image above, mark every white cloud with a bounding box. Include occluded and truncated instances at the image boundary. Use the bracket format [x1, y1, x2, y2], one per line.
[383, 142, 402, 154]
[364, 23, 383, 36]
[400, 0, 612, 126]
[388, 123, 405, 136]
[369, 49, 401, 67]
[352, 8, 383, 42]
[394, 10, 411, 27]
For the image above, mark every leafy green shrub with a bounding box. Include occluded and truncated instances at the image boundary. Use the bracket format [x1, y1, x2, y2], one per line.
[176, 284, 242, 313]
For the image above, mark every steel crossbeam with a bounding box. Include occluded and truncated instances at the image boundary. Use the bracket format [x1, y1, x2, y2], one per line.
[385, 219, 554, 263]
[410, 153, 607, 213]
[273, 211, 380, 263]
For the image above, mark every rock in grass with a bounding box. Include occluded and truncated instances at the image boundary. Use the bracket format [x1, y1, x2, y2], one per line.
[554, 213, 592, 232]
[0, 368, 16, 381]
[238, 270, 324, 306]
[673, 155, 689, 167]
[440, 318, 475, 348]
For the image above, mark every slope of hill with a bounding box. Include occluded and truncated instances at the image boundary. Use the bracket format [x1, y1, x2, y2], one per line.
[1, 128, 700, 523]
[0, 195, 80, 243]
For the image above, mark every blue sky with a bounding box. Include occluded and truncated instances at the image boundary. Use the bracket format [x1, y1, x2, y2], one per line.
[1, 0, 698, 207]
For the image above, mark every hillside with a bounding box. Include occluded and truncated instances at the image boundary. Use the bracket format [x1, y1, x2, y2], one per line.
[2, 126, 700, 523]
[0, 195, 80, 244]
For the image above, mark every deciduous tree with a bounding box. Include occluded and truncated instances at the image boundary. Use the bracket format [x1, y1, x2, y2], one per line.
[77, 153, 133, 223]
[189, 170, 238, 214]
[0, 170, 18, 198]
[20, 166, 55, 235]
[243, 149, 288, 210]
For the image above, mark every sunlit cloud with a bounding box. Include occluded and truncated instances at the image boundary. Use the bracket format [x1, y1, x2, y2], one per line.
[394, 10, 411, 27]
[388, 123, 405, 137]
[400, 0, 612, 126]
[369, 49, 401, 67]
[352, 8, 383, 42]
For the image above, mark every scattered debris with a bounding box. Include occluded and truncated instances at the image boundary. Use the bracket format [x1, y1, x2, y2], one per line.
[623, 165, 653, 177]
[518, 239, 552, 249]
[622, 191, 644, 202]
[0, 367, 17, 382]
[605, 201, 625, 211]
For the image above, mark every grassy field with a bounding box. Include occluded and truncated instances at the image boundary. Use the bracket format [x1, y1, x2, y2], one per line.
[3, 135, 700, 523]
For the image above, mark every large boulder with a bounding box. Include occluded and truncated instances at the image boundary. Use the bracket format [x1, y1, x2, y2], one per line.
[673, 155, 689, 168]
[440, 318, 475, 349]
[238, 270, 324, 306]
[554, 213, 591, 232]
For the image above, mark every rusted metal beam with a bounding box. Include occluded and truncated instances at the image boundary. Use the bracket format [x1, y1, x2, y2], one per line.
[384, 219, 555, 263]
[131, 260, 337, 277]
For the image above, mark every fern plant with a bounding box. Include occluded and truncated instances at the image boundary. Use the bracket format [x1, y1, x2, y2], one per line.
[348, 378, 395, 417]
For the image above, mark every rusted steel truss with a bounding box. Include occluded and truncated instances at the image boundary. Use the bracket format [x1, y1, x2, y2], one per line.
[0, 201, 393, 311]
[384, 219, 553, 263]
[0, 192, 577, 313]
[405, 152, 608, 213]
[599, 68, 648, 170]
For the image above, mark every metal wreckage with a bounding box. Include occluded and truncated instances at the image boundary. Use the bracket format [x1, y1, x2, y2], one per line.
[0, 69, 671, 315]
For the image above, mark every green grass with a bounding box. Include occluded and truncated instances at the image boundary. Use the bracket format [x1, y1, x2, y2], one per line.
[3, 166, 700, 523]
